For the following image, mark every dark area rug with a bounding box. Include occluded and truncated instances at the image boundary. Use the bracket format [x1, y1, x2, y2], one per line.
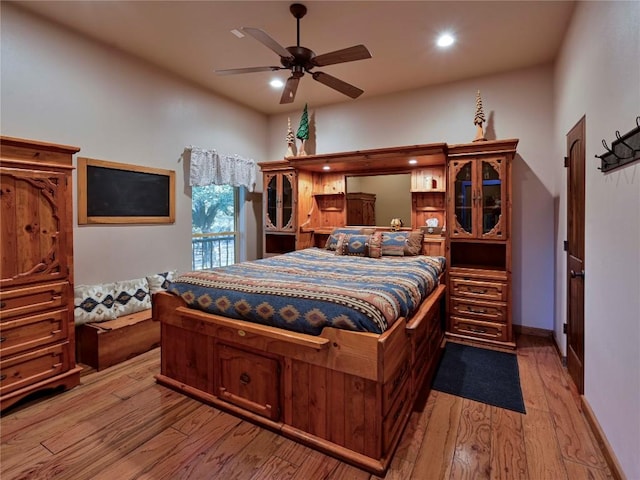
[432, 341, 526, 414]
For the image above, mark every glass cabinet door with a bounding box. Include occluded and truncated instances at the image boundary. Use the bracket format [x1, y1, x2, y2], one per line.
[480, 159, 505, 239]
[266, 174, 278, 230]
[452, 161, 474, 237]
[281, 173, 293, 230]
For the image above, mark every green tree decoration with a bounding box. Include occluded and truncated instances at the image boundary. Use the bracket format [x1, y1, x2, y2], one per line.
[473, 90, 487, 142]
[296, 103, 309, 156]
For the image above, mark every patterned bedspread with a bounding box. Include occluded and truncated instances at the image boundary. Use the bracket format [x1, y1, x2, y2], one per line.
[168, 248, 446, 335]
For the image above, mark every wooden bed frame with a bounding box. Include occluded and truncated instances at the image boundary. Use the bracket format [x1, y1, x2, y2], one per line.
[153, 261, 446, 474]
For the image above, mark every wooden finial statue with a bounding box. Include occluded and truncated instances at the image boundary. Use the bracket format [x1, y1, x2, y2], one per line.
[285, 117, 296, 157]
[473, 90, 487, 142]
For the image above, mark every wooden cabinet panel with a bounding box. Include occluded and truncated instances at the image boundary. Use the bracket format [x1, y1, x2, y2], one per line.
[451, 277, 507, 301]
[0, 343, 70, 395]
[0, 309, 68, 357]
[382, 378, 411, 452]
[0, 136, 80, 411]
[215, 342, 281, 421]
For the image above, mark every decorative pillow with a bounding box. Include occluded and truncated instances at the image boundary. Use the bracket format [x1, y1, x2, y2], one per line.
[335, 233, 369, 257]
[368, 231, 383, 258]
[146, 270, 177, 294]
[325, 227, 362, 250]
[381, 232, 409, 256]
[74, 282, 118, 325]
[113, 277, 151, 316]
[404, 230, 424, 255]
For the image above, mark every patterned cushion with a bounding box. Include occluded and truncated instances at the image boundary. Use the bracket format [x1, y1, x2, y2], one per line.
[335, 233, 369, 257]
[368, 231, 383, 258]
[146, 270, 177, 294]
[404, 230, 424, 255]
[113, 277, 151, 316]
[74, 283, 118, 325]
[381, 232, 408, 256]
[325, 227, 363, 250]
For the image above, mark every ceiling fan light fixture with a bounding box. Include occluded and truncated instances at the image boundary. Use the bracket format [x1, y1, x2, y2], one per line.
[437, 32, 455, 48]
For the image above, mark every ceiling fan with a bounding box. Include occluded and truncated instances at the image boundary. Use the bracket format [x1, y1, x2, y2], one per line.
[216, 3, 372, 104]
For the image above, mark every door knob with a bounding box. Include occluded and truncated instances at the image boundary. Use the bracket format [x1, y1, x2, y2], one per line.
[570, 270, 585, 278]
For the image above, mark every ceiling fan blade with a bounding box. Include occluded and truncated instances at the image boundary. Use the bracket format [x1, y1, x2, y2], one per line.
[241, 27, 294, 60]
[312, 45, 372, 67]
[312, 71, 364, 99]
[215, 66, 282, 75]
[280, 76, 300, 104]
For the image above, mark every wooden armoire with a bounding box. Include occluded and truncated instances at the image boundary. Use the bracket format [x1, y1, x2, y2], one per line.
[0, 136, 82, 411]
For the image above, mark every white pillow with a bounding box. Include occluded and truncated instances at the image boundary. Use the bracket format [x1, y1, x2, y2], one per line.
[146, 270, 177, 294]
[113, 277, 151, 316]
[74, 282, 118, 325]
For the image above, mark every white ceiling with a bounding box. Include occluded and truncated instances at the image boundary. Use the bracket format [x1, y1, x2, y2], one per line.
[13, 1, 576, 115]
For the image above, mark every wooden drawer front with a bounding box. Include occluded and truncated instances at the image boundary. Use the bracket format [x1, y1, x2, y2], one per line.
[382, 358, 410, 416]
[0, 309, 68, 357]
[216, 343, 281, 421]
[451, 297, 506, 323]
[0, 343, 69, 395]
[382, 378, 411, 452]
[450, 316, 508, 342]
[451, 277, 506, 302]
[0, 282, 68, 320]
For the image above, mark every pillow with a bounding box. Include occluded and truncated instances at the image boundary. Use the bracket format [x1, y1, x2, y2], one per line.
[335, 233, 369, 257]
[74, 282, 118, 325]
[404, 230, 424, 255]
[113, 277, 151, 316]
[381, 232, 408, 256]
[146, 270, 177, 294]
[325, 227, 362, 250]
[367, 231, 383, 258]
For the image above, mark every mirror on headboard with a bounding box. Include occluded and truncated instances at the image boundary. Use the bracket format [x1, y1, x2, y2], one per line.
[345, 174, 412, 227]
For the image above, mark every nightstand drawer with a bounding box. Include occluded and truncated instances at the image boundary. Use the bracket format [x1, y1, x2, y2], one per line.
[451, 297, 506, 323]
[0, 343, 70, 395]
[450, 316, 508, 342]
[450, 277, 507, 302]
[0, 282, 69, 320]
[0, 309, 69, 357]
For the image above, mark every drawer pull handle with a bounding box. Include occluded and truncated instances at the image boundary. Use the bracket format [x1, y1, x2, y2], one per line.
[240, 372, 251, 385]
[469, 327, 487, 334]
[467, 307, 487, 314]
[0, 337, 5, 343]
[0, 374, 6, 381]
[570, 269, 585, 279]
[470, 289, 487, 294]
[0, 301, 5, 309]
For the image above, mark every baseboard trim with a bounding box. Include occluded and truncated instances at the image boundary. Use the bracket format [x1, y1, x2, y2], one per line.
[581, 396, 626, 480]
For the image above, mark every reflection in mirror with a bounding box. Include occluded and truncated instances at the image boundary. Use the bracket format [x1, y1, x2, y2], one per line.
[346, 174, 411, 227]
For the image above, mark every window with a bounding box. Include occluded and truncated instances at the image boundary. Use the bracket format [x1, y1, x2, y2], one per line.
[191, 184, 237, 270]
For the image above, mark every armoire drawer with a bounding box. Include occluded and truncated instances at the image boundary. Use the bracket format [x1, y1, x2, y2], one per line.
[449, 316, 508, 342]
[450, 297, 506, 323]
[215, 342, 281, 421]
[450, 277, 507, 302]
[0, 342, 70, 395]
[0, 309, 69, 357]
[0, 282, 69, 320]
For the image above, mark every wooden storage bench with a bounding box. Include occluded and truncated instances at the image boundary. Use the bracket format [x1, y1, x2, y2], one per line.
[76, 309, 159, 371]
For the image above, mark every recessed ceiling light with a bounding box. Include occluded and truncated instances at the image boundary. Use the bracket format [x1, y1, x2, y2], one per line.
[437, 33, 455, 48]
[322, 165, 331, 171]
[231, 29, 244, 38]
[409, 159, 418, 165]
[270, 79, 284, 88]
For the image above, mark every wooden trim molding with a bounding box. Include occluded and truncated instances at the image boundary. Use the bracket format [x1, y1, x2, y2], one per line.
[581, 396, 627, 480]
[513, 324, 553, 338]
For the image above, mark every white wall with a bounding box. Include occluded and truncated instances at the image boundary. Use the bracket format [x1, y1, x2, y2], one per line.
[554, 2, 640, 477]
[269, 65, 557, 331]
[1, 4, 267, 285]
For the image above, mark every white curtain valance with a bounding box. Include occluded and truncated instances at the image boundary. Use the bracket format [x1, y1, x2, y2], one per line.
[187, 146, 256, 192]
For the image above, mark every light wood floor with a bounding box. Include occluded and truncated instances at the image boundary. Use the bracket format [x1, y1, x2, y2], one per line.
[0, 335, 613, 480]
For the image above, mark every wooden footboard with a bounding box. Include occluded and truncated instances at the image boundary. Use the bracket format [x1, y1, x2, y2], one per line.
[153, 283, 446, 474]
